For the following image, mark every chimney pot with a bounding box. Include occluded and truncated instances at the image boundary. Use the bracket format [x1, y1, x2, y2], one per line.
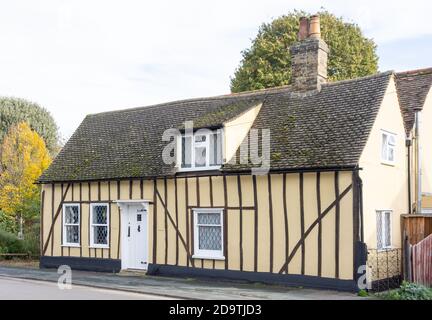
[298, 17, 309, 41]
[308, 15, 321, 39]
[289, 14, 329, 93]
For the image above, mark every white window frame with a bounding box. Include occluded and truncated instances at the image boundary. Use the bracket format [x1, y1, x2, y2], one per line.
[381, 130, 396, 165]
[62, 204, 80, 247]
[90, 203, 110, 248]
[177, 129, 223, 172]
[192, 208, 225, 260]
[376, 210, 392, 250]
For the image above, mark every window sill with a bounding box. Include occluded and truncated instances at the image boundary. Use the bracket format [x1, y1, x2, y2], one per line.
[89, 246, 110, 249]
[377, 247, 393, 252]
[62, 244, 81, 248]
[381, 161, 395, 167]
[192, 255, 225, 261]
[177, 167, 222, 173]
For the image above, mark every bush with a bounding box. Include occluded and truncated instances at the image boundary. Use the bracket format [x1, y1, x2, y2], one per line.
[22, 222, 40, 256]
[380, 281, 432, 300]
[0, 211, 17, 234]
[0, 229, 24, 254]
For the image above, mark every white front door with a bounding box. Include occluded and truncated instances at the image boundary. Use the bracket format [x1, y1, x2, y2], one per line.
[123, 204, 148, 270]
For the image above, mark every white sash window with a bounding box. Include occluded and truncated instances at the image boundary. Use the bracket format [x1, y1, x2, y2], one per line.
[178, 129, 223, 171]
[381, 131, 396, 165]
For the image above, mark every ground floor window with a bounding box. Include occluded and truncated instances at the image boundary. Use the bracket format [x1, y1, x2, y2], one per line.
[193, 208, 224, 259]
[90, 203, 109, 248]
[376, 210, 392, 250]
[62, 204, 80, 246]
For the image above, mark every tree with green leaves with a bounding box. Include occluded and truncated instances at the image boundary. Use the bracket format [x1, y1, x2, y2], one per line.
[0, 97, 60, 155]
[230, 10, 379, 93]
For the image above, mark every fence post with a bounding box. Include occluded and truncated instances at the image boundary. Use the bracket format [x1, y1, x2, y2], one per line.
[403, 235, 412, 281]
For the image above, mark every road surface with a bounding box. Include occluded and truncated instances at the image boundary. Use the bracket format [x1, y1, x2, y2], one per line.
[0, 276, 171, 300]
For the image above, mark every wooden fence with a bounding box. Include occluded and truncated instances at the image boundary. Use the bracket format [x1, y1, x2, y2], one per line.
[401, 214, 432, 287]
[411, 234, 432, 287]
[401, 215, 432, 245]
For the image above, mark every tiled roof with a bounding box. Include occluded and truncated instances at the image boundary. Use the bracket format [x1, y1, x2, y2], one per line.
[38, 72, 392, 183]
[395, 68, 432, 134]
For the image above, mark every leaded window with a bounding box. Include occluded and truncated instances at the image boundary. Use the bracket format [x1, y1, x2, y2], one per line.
[377, 210, 392, 250]
[90, 204, 109, 248]
[63, 204, 80, 246]
[193, 209, 224, 259]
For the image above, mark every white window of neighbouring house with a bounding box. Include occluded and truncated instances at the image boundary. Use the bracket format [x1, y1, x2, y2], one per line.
[376, 210, 392, 250]
[62, 204, 80, 246]
[178, 129, 223, 171]
[193, 209, 224, 259]
[381, 131, 396, 165]
[90, 203, 109, 248]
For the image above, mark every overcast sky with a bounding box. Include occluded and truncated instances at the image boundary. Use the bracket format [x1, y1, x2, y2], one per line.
[1, 0, 431, 139]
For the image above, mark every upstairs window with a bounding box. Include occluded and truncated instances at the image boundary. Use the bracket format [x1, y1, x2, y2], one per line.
[376, 210, 392, 250]
[381, 131, 396, 165]
[179, 129, 223, 171]
[62, 204, 80, 246]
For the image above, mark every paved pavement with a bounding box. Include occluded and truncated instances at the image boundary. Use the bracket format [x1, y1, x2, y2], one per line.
[0, 266, 365, 300]
[0, 276, 171, 300]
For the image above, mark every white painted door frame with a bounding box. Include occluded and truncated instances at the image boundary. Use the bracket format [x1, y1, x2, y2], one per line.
[115, 200, 150, 271]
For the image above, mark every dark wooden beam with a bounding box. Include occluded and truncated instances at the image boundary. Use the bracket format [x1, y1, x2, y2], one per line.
[300, 173, 305, 275]
[252, 175, 258, 273]
[268, 175, 274, 273]
[108, 181, 112, 260]
[223, 174, 228, 270]
[278, 183, 353, 274]
[164, 178, 168, 265]
[61, 183, 64, 257]
[185, 177, 190, 267]
[237, 175, 244, 272]
[335, 171, 340, 279]
[283, 173, 289, 274]
[317, 172, 322, 277]
[40, 190, 45, 255]
[43, 184, 71, 256]
[155, 186, 193, 266]
[174, 177, 179, 266]
[152, 179, 157, 264]
[51, 183, 54, 256]
[79, 183, 82, 258]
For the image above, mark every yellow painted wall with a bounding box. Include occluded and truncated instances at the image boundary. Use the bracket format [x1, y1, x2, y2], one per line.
[224, 104, 262, 163]
[420, 88, 432, 196]
[359, 76, 408, 249]
[41, 171, 355, 280]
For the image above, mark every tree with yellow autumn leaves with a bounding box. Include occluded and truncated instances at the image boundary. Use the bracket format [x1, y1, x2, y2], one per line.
[0, 122, 52, 235]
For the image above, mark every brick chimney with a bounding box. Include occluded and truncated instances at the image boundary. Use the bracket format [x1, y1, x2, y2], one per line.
[290, 15, 329, 92]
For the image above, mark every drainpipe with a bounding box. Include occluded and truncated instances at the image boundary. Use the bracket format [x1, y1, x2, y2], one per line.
[406, 138, 412, 214]
[414, 110, 422, 214]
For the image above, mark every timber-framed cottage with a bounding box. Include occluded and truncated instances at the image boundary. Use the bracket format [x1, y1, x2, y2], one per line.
[37, 15, 432, 291]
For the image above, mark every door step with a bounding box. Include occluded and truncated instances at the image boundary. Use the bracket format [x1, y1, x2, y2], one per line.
[119, 269, 148, 277]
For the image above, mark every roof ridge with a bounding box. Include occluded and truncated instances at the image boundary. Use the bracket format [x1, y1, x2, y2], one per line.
[396, 67, 432, 78]
[88, 71, 394, 118]
[88, 88, 277, 117]
[323, 71, 394, 87]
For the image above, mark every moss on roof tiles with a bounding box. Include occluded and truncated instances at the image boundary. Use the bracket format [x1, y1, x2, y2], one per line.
[39, 72, 393, 183]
